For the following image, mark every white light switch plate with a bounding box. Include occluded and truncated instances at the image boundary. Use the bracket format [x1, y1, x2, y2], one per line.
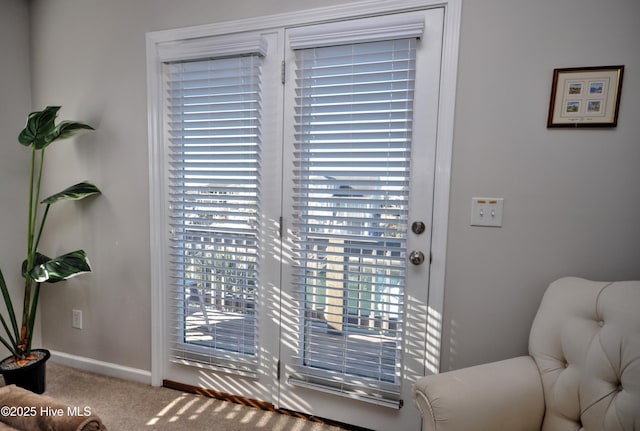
[470, 197, 504, 227]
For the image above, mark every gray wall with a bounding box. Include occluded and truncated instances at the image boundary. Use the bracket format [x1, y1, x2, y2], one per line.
[15, 0, 640, 373]
[442, 0, 640, 370]
[0, 0, 33, 356]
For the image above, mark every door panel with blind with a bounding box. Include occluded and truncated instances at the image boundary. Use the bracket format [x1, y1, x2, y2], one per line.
[279, 9, 443, 430]
[160, 30, 284, 402]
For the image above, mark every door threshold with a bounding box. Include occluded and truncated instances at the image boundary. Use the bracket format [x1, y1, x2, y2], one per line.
[163, 379, 374, 431]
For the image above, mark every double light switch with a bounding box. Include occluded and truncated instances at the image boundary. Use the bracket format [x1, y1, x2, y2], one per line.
[470, 197, 504, 227]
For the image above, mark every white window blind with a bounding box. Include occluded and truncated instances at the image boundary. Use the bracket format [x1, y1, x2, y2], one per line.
[289, 38, 416, 404]
[164, 54, 263, 373]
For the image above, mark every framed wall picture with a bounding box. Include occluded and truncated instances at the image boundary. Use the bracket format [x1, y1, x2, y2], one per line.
[547, 65, 624, 128]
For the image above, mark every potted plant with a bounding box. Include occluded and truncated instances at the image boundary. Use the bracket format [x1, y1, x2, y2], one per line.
[0, 106, 101, 393]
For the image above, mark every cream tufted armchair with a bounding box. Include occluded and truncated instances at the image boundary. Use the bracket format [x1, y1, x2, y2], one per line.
[413, 277, 640, 431]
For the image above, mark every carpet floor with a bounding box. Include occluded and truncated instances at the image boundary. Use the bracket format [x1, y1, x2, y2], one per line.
[38, 363, 349, 431]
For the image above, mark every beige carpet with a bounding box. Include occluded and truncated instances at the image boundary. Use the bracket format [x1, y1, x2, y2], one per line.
[39, 363, 348, 431]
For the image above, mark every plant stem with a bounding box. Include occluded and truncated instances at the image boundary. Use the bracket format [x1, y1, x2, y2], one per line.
[19, 277, 32, 357]
[33, 204, 51, 256]
[31, 149, 46, 260]
[25, 281, 41, 354]
[26, 148, 37, 271]
[21, 145, 46, 358]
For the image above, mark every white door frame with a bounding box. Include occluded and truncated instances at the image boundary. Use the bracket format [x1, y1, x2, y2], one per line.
[147, 0, 460, 389]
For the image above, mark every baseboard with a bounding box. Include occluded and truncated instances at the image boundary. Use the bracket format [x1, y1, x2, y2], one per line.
[49, 350, 152, 385]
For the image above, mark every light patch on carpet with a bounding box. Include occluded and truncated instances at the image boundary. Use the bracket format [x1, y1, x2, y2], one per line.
[146, 395, 182, 425]
[40, 363, 353, 431]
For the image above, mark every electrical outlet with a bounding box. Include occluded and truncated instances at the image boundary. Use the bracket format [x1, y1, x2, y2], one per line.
[72, 309, 83, 329]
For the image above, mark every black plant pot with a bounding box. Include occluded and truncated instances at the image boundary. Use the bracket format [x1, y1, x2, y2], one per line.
[0, 349, 50, 394]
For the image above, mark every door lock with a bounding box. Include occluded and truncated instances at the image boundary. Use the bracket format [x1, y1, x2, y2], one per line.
[411, 221, 426, 235]
[409, 250, 425, 265]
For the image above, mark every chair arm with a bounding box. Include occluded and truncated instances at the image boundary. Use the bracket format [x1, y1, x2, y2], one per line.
[413, 356, 544, 431]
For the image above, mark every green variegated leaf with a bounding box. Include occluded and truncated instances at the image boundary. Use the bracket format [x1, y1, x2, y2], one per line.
[0, 269, 20, 356]
[41, 181, 101, 204]
[18, 106, 60, 148]
[21, 253, 52, 278]
[54, 121, 94, 140]
[28, 250, 92, 284]
[17, 106, 93, 150]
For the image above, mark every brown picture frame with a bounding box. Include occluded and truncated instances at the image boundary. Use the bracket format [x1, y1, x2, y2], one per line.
[547, 65, 624, 128]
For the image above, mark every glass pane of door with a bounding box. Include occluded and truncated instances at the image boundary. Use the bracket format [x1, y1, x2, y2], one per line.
[165, 55, 262, 370]
[289, 38, 415, 399]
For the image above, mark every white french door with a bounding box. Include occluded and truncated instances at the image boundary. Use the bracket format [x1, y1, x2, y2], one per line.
[149, 4, 451, 431]
[157, 28, 284, 405]
[277, 10, 443, 430]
